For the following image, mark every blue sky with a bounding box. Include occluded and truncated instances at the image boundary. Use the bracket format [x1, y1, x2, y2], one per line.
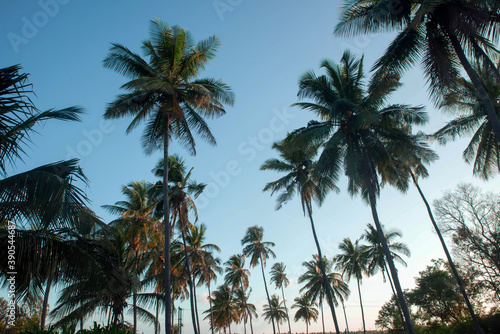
[1, 0, 499, 333]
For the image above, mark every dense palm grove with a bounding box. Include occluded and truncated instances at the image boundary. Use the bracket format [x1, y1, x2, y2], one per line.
[1, 1, 500, 334]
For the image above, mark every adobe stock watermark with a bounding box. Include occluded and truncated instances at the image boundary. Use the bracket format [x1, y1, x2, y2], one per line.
[6, 221, 17, 328]
[65, 120, 115, 160]
[196, 106, 295, 209]
[213, 0, 243, 21]
[7, 0, 72, 54]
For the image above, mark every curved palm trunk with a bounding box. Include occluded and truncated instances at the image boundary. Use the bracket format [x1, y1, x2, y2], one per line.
[260, 255, 277, 334]
[40, 272, 53, 329]
[383, 264, 406, 333]
[356, 278, 366, 334]
[164, 119, 172, 334]
[306, 201, 341, 334]
[276, 318, 281, 333]
[320, 299, 325, 334]
[366, 181, 415, 334]
[341, 299, 349, 334]
[280, 285, 292, 334]
[411, 172, 484, 334]
[180, 227, 199, 334]
[448, 32, 500, 142]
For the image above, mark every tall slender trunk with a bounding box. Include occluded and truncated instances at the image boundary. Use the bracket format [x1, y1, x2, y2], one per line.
[356, 279, 366, 334]
[366, 182, 415, 334]
[164, 119, 172, 334]
[193, 280, 201, 333]
[280, 285, 292, 333]
[411, 172, 484, 334]
[156, 296, 160, 334]
[108, 306, 112, 326]
[276, 317, 281, 334]
[133, 292, 137, 334]
[260, 255, 276, 334]
[209, 282, 215, 334]
[306, 320, 309, 334]
[80, 316, 83, 331]
[320, 299, 325, 334]
[306, 201, 341, 334]
[383, 264, 406, 333]
[239, 281, 248, 334]
[248, 301, 255, 334]
[180, 227, 199, 334]
[448, 32, 500, 142]
[41, 272, 53, 329]
[341, 299, 349, 334]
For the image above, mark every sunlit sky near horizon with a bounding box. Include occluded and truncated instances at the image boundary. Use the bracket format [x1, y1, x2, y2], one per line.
[1, 1, 499, 333]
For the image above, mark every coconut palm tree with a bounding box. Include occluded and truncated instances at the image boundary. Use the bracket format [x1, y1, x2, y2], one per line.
[262, 295, 287, 334]
[44, 228, 158, 329]
[224, 254, 253, 334]
[335, 0, 500, 145]
[298, 255, 350, 334]
[0, 64, 107, 330]
[334, 238, 369, 334]
[0, 64, 88, 230]
[103, 180, 158, 333]
[290, 51, 429, 334]
[103, 20, 235, 334]
[362, 223, 409, 331]
[292, 295, 318, 334]
[204, 284, 239, 334]
[388, 130, 486, 332]
[185, 223, 222, 334]
[261, 139, 342, 333]
[435, 60, 500, 180]
[241, 226, 277, 334]
[154, 155, 206, 334]
[270, 263, 292, 334]
[232, 287, 258, 334]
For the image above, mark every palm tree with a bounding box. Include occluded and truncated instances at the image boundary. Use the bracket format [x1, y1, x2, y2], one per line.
[185, 223, 222, 334]
[44, 228, 158, 329]
[103, 20, 235, 334]
[204, 284, 239, 334]
[335, 238, 369, 334]
[390, 130, 487, 332]
[103, 180, 158, 333]
[232, 288, 258, 334]
[0, 64, 105, 330]
[262, 295, 287, 334]
[270, 263, 292, 334]
[224, 254, 253, 334]
[241, 226, 277, 334]
[298, 255, 350, 334]
[292, 295, 318, 334]
[435, 60, 500, 180]
[335, 0, 500, 144]
[261, 139, 342, 334]
[290, 51, 429, 334]
[0, 64, 88, 230]
[362, 223, 410, 331]
[156, 155, 206, 334]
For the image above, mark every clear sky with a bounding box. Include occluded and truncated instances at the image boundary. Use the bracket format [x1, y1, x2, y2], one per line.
[1, 1, 499, 333]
